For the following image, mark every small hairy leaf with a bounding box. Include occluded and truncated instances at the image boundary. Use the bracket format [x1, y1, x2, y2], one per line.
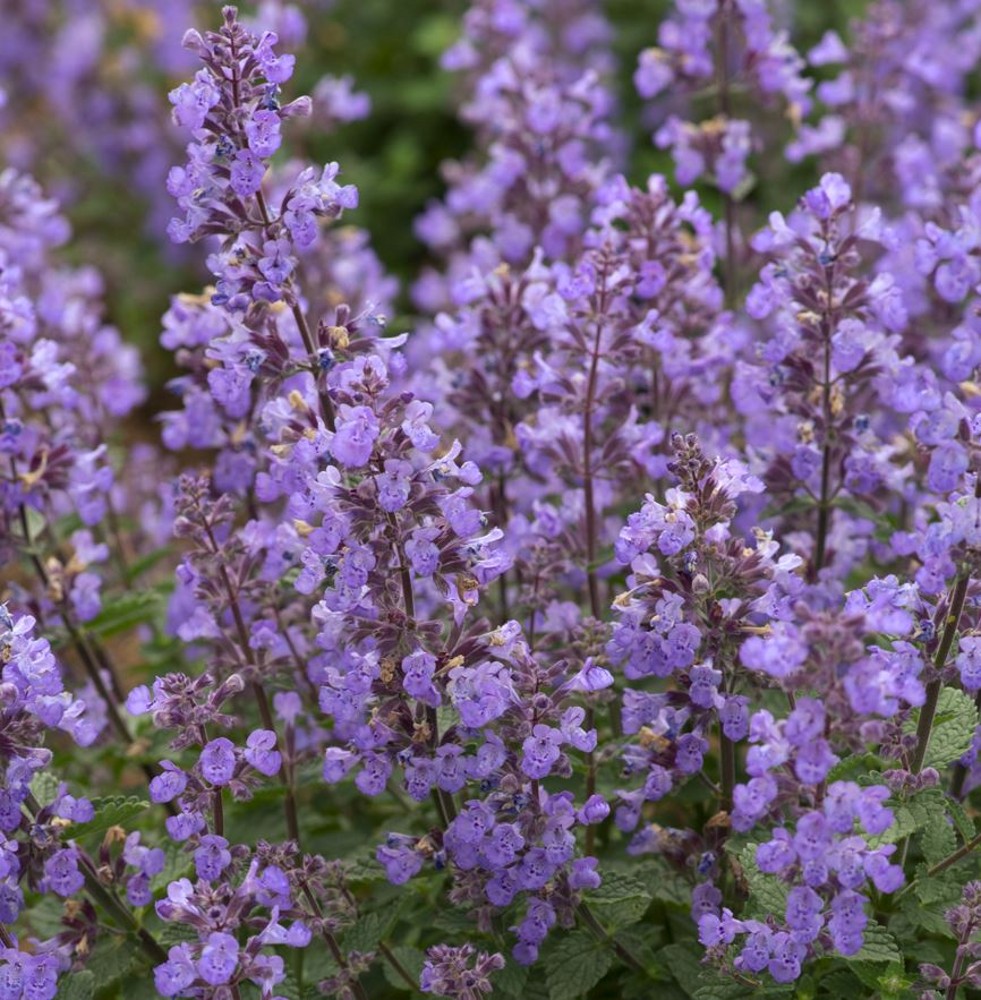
[869, 788, 945, 848]
[738, 844, 789, 918]
[494, 959, 530, 998]
[920, 810, 957, 866]
[843, 923, 902, 965]
[73, 795, 149, 840]
[588, 870, 652, 931]
[60, 971, 96, 1000]
[544, 931, 613, 999]
[381, 945, 425, 992]
[904, 688, 978, 769]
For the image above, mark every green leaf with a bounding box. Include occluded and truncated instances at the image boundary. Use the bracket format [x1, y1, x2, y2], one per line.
[29, 771, 61, 808]
[614, 924, 665, 971]
[914, 862, 962, 906]
[344, 856, 389, 885]
[85, 590, 162, 640]
[947, 796, 976, 843]
[842, 923, 902, 965]
[629, 861, 690, 908]
[737, 844, 789, 918]
[73, 795, 149, 841]
[151, 843, 194, 893]
[899, 891, 955, 938]
[869, 789, 945, 848]
[826, 752, 885, 784]
[494, 959, 530, 998]
[124, 547, 173, 582]
[659, 943, 705, 996]
[86, 933, 144, 998]
[816, 970, 866, 996]
[381, 945, 424, 992]
[904, 688, 978, 769]
[520, 971, 551, 1000]
[693, 973, 763, 999]
[544, 930, 613, 999]
[341, 898, 406, 955]
[60, 971, 96, 1000]
[920, 810, 957, 866]
[621, 974, 688, 1000]
[587, 870, 652, 931]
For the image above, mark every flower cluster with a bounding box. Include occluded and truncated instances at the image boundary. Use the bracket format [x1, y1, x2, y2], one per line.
[6, 0, 981, 997]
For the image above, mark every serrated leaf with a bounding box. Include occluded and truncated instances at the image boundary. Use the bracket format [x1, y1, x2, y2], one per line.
[947, 796, 976, 843]
[846, 960, 911, 995]
[914, 862, 962, 905]
[826, 752, 885, 784]
[737, 845, 789, 918]
[659, 943, 705, 995]
[60, 970, 96, 1000]
[869, 789, 945, 848]
[83, 933, 143, 996]
[842, 923, 902, 965]
[73, 795, 149, 840]
[493, 959, 530, 998]
[614, 924, 664, 970]
[899, 892, 955, 938]
[341, 898, 406, 955]
[629, 861, 690, 908]
[29, 771, 61, 808]
[588, 870, 652, 931]
[381, 945, 424, 992]
[905, 688, 978, 769]
[544, 931, 612, 999]
[920, 810, 957, 866]
[692, 974, 756, 999]
[344, 856, 388, 884]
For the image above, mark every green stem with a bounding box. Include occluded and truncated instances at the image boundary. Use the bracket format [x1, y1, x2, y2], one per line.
[930, 831, 981, 878]
[581, 273, 609, 859]
[299, 882, 369, 1000]
[255, 190, 335, 431]
[379, 941, 418, 992]
[199, 511, 300, 844]
[912, 572, 971, 775]
[76, 857, 166, 965]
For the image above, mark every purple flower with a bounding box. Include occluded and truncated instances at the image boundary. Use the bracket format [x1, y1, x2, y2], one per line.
[245, 110, 282, 158]
[244, 729, 282, 777]
[521, 726, 562, 779]
[197, 931, 239, 986]
[199, 738, 237, 786]
[150, 762, 188, 804]
[194, 836, 232, 881]
[43, 849, 83, 897]
[155, 944, 197, 997]
[957, 637, 981, 692]
[330, 405, 379, 467]
[229, 149, 265, 198]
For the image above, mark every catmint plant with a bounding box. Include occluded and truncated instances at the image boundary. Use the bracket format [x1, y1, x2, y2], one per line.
[4, 0, 981, 996]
